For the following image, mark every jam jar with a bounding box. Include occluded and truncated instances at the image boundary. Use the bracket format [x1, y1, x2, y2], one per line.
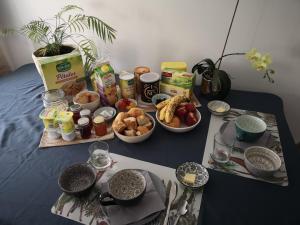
[80, 109, 93, 128]
[78, 117, 92, 139]
[70, 104, 81, 124]
[93, 116, 107, 136]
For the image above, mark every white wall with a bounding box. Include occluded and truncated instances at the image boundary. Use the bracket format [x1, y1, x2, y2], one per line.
[0, 0, 299, 143]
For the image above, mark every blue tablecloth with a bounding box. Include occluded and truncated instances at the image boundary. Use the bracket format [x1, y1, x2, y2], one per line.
[0, 64, 299, 225]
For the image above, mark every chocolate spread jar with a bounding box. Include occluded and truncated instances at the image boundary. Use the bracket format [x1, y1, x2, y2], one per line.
[140, 72, 160, 103]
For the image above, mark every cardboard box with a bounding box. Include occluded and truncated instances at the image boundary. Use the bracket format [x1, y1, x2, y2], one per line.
[32, 48, 86, 97]
[159, 82, 192, 99]
[161, 69, 195, 89]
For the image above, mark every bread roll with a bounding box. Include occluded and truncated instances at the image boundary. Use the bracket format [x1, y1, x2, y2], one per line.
[124, 129, 136, 136]
[127, 108, 144, 117]
[136, 126, 149, 136]
[123, 117, 137, 130]
[112, 121, 127, 133]
[137, 115, 150, 126]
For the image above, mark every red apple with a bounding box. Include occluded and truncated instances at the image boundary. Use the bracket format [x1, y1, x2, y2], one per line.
[185, 103, 196, 112]
[185, 112, 198, 126]
[175, 106, 188, 121]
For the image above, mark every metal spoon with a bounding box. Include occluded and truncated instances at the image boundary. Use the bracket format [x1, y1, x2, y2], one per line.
[173, 200, 188, 225]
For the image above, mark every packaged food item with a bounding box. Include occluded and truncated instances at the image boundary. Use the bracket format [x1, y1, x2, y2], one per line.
[119, 71, 136, 99]
[161, 70, 195, 89]
[159, 82, 192, 99]
[140, 72, 160, 103]
[33, 48, 86, 99]
[93, 116, 107, 136]
[39, 108, 61, 140]
[92, 62, 118, 106]
[161, 62, 187, 72]
[134, 66, 150, 94]
[57, 111, 76, 141]
[78, 117, 92, 139]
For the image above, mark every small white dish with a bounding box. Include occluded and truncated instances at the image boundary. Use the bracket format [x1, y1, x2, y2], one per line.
[93, 107, 116, 121]
[155, 109, 201, 133]
[244, 146, 281, 178]
[113, 113, 156, 143]
[207, 100, 230, 116]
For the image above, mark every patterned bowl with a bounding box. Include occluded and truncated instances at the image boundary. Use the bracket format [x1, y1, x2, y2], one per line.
[244, 146, 281, 178]
[235, 115, 267, 142]
[207, 100, 230, 116]
[100, 169, 147, 206]
[175, 162, 209, 189]
[58, 163, 96, 196]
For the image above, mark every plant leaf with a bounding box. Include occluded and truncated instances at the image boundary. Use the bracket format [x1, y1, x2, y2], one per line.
[55, 5, 83, 19]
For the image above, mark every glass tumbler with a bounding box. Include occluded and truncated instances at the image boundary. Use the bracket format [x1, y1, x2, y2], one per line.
[88, 141, 111, 170]
[212, 132, 234, 163]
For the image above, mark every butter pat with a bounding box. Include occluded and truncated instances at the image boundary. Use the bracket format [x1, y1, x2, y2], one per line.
[160, 82, 192, 99]
[183, 173, 196, 184]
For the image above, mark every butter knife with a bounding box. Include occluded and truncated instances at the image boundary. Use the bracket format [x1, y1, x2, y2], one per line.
[163, 182, 177, 225]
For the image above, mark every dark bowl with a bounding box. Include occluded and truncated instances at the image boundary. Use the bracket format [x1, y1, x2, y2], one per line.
[58, 163, 96, 196]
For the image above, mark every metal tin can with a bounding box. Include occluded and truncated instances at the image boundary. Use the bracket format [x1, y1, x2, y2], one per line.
[119, 71, 135, 99]
[140, 72, 160, 103]
[134, 66, 150, 94]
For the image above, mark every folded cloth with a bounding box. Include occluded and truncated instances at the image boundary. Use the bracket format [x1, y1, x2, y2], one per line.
[100, 170, 165, 225]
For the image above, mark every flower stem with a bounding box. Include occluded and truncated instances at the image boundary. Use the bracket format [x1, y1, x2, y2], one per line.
[217, 0, 240, 69]
[215, 52, 245, 66]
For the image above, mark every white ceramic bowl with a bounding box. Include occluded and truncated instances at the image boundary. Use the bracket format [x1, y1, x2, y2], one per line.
[207, 100, 230, 116]
[113, 113, 156, 143]
[244, 146, 281, 178]
[73, 90, 100, 112]
[156, 109, 201, 133]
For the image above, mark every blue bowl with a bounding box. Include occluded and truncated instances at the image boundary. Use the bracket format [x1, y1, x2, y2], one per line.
[151, 93, 171, 105]
[235, 115, 267, 142]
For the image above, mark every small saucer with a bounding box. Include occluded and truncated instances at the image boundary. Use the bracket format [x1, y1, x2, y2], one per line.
[207, 100, 230, 116]
[175, 162, 209, 189]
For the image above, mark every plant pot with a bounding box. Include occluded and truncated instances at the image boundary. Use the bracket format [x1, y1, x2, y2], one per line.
[200, 70, 231, 100]
[32, 45, 86, 100]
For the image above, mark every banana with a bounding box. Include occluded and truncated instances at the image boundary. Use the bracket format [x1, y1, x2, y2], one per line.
[165, 95, 187, 123]
[159, 105, 167, 121]
[156, 99, 171, 110]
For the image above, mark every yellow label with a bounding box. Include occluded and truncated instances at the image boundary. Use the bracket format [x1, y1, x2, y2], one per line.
[57, 112, 75, 133]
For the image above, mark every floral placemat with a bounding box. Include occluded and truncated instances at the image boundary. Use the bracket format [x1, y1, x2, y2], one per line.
[136, 93, 201, 112]
[202, 108, 288, 186]
[51, 153, 203, 225]
[39, 126, 114, 148]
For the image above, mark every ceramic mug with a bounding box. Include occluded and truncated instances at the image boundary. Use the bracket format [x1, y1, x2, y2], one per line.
[100, 169, 147, 206]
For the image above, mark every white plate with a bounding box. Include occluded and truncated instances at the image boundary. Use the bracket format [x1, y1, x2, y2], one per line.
[207, 100, 230, 116]
[156, 109, 201, 133]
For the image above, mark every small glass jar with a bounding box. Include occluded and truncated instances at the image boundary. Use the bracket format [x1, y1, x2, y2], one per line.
[70, 104, 81, 124]
[80, 109, 93, 128]
[78, 117, 92, 139]
[93, 116, 107, 136]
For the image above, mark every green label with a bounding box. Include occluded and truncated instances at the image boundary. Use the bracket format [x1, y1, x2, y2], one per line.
[56, 60, 71, 72]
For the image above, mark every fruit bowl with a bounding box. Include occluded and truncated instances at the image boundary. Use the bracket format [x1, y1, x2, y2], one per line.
[156, 109, 201, 133]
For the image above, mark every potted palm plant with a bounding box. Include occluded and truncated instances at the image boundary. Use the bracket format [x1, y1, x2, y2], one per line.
[0, 5, 116, 96]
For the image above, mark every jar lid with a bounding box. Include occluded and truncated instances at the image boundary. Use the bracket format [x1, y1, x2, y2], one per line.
[80, 109, 91, 117]
[93, 115, 105, 124]
[119, 71, 134, 80]
[140, 72, 160, 83]
[70, 104, 81, 112]
[134, 66, 150, 75]
[78, 117, 89, 126]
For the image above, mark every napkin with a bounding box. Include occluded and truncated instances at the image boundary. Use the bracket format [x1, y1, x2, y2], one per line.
[220, 121, 275, 150]
[100, 170, 165, 225]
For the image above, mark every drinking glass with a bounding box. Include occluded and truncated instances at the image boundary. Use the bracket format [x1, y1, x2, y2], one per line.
[88, 141, 111, 170]
[212, 132, 234, 163]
